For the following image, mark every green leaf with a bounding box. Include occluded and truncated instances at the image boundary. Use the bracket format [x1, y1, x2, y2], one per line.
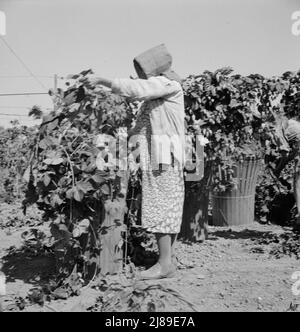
[73, 219, 90, 238]
[23, 166, 31, 183]
[66, 188, 74, 200]
[50, 194, 64, 207]
[47, 118, 59, 131]
[101, 183, 111, 195]
[41, 113, 57, 125]
[80, 69, 93, 76]
[92, 173, 106, 184]
[66, 74, 80, 80]
[76, 180, 94, 194]
[39, 137, 55, 150]
[44, 157, 64, 165]
[43, 174, 51, 186]
[73, 188, 84, 202]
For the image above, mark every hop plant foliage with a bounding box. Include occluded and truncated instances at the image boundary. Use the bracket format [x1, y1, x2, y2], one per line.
[183, 68, 300, 192]
[184, 68, 300, 224]
[0, 124, 37, 202]
[20, 67, 300, 281]
[23, 70, 135, 279]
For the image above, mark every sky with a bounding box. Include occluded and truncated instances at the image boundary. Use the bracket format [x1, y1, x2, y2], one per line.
[0, 0, 299, 127]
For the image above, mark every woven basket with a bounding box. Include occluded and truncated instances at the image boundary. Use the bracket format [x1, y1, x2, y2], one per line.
[212, 159, 262, 226]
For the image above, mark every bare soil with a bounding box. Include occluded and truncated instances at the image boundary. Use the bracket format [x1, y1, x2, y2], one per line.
[0, 202, 300, 312]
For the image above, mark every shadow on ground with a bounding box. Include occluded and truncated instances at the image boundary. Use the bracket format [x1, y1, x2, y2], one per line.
[2, 247, 56, 285]
[210, 229, 274, 241]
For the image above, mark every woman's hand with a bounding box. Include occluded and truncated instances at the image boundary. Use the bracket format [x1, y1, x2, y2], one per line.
[79, 75, 98, 87]
[88, 76, 102, 86]
[80, 75, 112, 89]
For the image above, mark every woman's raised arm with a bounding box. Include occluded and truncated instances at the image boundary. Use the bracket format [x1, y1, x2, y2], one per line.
[88, 75, 181, 101]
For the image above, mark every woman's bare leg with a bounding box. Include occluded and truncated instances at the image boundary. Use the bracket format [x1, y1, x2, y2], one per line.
[140, 233, 175, 279]
[171, 234, 178, 263]
[155, 233, 172, 268]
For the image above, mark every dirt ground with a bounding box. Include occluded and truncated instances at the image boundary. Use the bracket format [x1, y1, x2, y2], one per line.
[0, 202, 300, 312]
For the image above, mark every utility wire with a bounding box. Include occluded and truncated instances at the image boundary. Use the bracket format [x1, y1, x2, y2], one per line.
[0, 106, 32, 108]
[0, 36, 48, 90]
[0, 92, 48, 96]
[0, 113, 29, 117]
[0, 75, 54, 79]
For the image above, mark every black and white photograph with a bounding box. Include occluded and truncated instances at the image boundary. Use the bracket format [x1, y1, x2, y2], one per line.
[0, 0, 300, 315]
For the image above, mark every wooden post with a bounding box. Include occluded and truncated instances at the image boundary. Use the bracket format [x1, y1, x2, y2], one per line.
[99, 198, 127, 275]
[53, 74, 58, 112]
[99, 171, 129, 275]
[54, 74, 58, 91]
[180, 163, 212, 242]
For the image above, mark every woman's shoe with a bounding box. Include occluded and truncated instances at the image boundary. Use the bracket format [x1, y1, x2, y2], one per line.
[139, 262, 176, 280]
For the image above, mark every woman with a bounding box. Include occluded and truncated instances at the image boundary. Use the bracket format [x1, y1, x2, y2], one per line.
[274, 116, 300, 229]
[89, 44, 185, 279]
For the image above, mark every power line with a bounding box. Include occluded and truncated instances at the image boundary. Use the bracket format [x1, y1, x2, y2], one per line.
[0, 92, 48, 96]
[0, 106, 31, 109]
[0, 75, 54, 79]
[0, 36, 48, 90]
[0, 113, 28, 117]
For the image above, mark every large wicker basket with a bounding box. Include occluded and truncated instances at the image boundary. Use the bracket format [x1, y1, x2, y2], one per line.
[212, 159, 262, 226]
